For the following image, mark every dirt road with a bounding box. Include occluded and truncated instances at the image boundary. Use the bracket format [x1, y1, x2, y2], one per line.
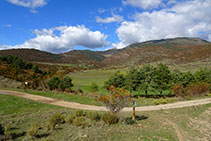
[1, 90, 211, 112]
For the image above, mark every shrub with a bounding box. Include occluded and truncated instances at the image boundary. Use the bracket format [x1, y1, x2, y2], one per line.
[0, 124, 5, 135]
[159, 98, 167, 104]
[65, 114, 75, 124]
[60, 76, 73, 91]
[47, 77, 61, 90]
[168, 98, 174, 103]
[101, 112, 119, 125]
[89, 82, 99, 92]
[99, 86, 131, 113]
[75, 110, 86, 117]
[172, 84, 186, 97]
[186, 82, 209, 96]
[32, 65, 43, 74]
[72, 117, 90, 128]
[153, 98, 168, 105]
[104, 71, 126, 89]
[48, 113, 65, 129]
[87, 112, 101, 121]
[153, 99, 160, 105]
[27, 123, 39, 138]
[173, 82, 210, 97]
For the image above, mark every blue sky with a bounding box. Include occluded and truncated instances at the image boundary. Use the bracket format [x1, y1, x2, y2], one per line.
[0, 0, 211, 53]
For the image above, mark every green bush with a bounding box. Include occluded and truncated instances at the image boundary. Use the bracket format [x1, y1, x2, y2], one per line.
[48, 113, 65, 129]
[153, 99, 160, 105]
[72, 117, 90, 128]
[89, 82, 99, 92]
[153, 98, 168, 105]
[75, 110, 86, 117]
[168, 98, 174, 103]
[160, 98, 167, 104]
[0, 124, 5, 135]
[32, 65, 42, 74]
[27, 123, 39, 138]
[101, 112, 119, 125]
[47, 77, 61, 90]
[60, 76, 74, 91]
[65, 114, 75, 124]
[104, 71, 126, 89]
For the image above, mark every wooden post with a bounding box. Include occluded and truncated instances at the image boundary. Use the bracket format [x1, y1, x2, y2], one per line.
[132, 99, 136, 120]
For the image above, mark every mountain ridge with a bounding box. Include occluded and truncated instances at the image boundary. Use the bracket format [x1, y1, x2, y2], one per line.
[0, 37, 210, 68]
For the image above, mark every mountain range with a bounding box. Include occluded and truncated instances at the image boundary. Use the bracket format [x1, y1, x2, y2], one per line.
[0, 37, 210, 68]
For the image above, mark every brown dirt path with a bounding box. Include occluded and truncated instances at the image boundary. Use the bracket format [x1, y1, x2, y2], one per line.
[1, 90, 211, 112]
[164, 118, 185, 141]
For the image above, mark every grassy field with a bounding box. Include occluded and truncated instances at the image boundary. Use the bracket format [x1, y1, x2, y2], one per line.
[69, 68, 128, 94]
[0, 94, 210, 141]
[69, 68, 172, 96]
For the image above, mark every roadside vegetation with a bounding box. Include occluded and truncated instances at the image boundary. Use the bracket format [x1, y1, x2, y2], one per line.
[0, 94, 211, 140]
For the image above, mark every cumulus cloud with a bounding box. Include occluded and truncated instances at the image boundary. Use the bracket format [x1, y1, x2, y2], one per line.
[96, 14, 124, 24]
[122, 0, 162, 10]
[2, 25, 109, 53]
[113, 0, 211, 49]
[7, 0, 47, 12]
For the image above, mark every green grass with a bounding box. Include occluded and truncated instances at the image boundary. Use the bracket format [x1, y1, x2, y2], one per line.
[69, 68, 127, 94]
[11, 89, 102, 106]
[0, 94, 210, 141]
[0, 95, 59, 115]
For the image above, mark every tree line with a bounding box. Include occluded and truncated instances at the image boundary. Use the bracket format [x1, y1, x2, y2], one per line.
[104, 63, 211, 96]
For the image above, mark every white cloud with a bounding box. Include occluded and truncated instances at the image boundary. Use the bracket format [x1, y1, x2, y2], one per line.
[7, 0, 47, 9]
[96, 14, 124, 24]
[122, 0, 162, 10]
[2, 25, 109, 53]
[114, 0, 211, 49]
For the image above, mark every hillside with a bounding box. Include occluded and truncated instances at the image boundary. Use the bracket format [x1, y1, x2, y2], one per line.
[0, 49, 62, 63]
[100, 38, 211, 67]
[60, 50, 105, 65]
[0, 49, 105, 66]
[0, 37, 210, 68]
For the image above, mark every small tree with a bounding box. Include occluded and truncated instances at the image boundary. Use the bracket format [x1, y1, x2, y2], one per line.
[173, 71, 195, 87]
[32, 65, 42, 74]
[47, 76, 61, 90]
[89, 82, 99, 92]
[153, 63, 172, 95]
[125, 67, 141, 92]
[138, 64, 155, 95]
[194, 68, 211, 83]
[60, 76, 74, 91]
[99, 86, 130, 113]
[104, 71, 125, 89]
